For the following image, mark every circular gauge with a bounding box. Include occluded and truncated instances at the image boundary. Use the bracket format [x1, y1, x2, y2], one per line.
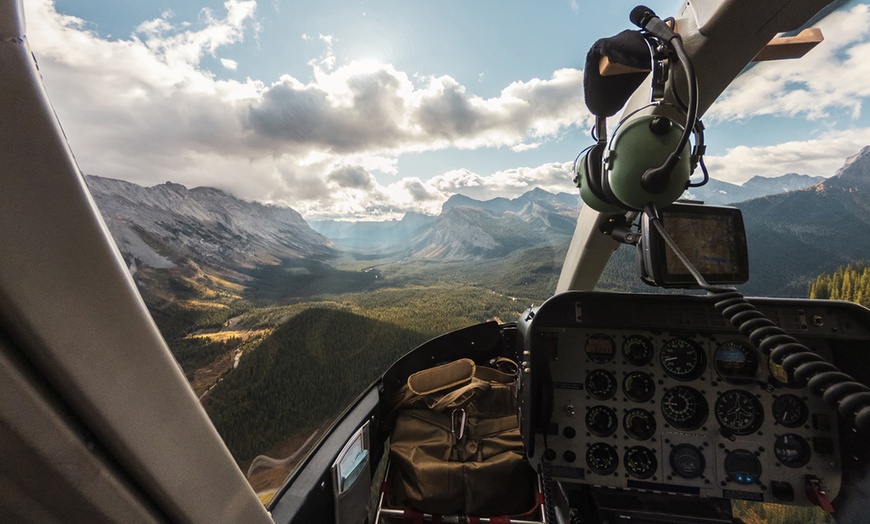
[772, 394, 809, 428]
[623, 335, 654, 366]
[774, 434, 812, 468]
[585, 369, 617, 400]
[625, 446, 657, 479]
[660, 338, 707, 381]
[669, 444, 705, 479]
[586, 442, 619, 475]
[714, 341, 759, 383]
[623, 372, 656, 403]
[586, 333, 616, 363]
[624, 408, 657, 440]
[714, 390, 764, 436]
[586, 405, 618, 437]
[724, 449, 762, 485]
[661, 386, 708, 431]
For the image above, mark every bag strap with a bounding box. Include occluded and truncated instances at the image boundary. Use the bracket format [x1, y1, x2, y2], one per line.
[392, 358, 519, 413]
[473, 363, 517, 384]
[424, 378, 491, 412]
[408, 358, 475, 395]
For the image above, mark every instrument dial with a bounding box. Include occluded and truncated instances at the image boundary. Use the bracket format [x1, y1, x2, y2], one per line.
[714, 389, 764, 436]
[724, 449, 762, 485]
[772, 394, 809, 428]
[623, 335, 654, 366]
[586, 333, 616, 363]
[669, 444, 705, 479]
[586, 442, 619, 475]
[624, 446, 657, 479]
[714, 341, 758, 383]
[623, 408, 657, 440]
[586, 405, 618, 437]
[585, 369, 617, 400]
[623, 371, 655, 403]
[661, 386, 708, 431]
[660, 338, 707, 381]
[774, 434, 812, 468]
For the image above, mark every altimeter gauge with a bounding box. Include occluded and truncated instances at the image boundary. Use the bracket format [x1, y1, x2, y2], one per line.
[661, 386, 708, 431]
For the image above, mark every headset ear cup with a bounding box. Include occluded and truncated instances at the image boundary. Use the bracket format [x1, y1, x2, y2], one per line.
[607, 115, 692, 210]
[585, 143, 605, 199]
[578, 143, 624, 213]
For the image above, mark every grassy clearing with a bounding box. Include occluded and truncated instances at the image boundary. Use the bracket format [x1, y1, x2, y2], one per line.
[189, 328, 271, 342]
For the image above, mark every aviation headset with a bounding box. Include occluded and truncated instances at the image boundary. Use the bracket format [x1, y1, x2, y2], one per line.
[576, 6, 705, 213]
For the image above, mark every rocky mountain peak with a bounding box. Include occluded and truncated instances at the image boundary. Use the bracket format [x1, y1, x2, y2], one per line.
[828, 146, 870, 188]
[85, 175, 333, 273]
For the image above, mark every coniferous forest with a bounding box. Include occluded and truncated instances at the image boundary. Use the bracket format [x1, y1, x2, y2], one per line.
[809, 262, 870, 307]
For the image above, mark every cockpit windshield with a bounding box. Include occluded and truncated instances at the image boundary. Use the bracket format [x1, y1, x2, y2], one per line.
[23, 0, 870, 520]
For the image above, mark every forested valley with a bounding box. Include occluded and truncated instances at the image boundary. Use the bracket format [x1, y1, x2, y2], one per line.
[140, 257, 539, 473]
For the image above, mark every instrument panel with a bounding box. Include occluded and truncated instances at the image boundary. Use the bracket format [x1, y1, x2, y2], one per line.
[519, 292, 870, 507]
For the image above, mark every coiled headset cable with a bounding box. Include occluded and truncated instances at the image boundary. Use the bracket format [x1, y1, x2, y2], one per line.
[645, 203, 870, 434]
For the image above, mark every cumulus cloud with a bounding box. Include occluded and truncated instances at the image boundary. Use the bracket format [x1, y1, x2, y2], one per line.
[704, 127, 870, 184]
[26, 0, 869, 221]
[244, 65, 584, 155]
[429, 163, 574, 200]
[709, 4, 870, 121]
[23, 0, 585, 219]
[327, 165, 376, 189]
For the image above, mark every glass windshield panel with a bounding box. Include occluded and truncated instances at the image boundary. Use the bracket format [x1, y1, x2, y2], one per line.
[29, 1, 863, 519]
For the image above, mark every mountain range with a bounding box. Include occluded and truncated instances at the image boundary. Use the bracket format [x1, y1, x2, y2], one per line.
[86, 155, 864, 300]
[85, 176, 334, 277]
[307, 174, 821, 260]
[683, 173, 824, 205]
[403, 188, 580, 260]
[307, 188, 580, 257]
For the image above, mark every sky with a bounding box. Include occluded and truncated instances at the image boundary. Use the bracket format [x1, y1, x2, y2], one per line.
[20, 0, 870, 220]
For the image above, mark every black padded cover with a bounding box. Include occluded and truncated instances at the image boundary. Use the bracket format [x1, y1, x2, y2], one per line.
[584, 29, 650, 117]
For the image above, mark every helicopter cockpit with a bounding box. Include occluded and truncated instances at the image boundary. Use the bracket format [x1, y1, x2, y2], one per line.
[514, 4, 870, 521]
[3, 0, 870, 523]
[271, 2, 870, 523]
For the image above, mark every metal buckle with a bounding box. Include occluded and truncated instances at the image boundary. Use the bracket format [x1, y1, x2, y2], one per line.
[451, 408, 467, 441]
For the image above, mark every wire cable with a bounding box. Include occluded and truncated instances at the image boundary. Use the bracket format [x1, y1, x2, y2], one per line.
[540, 435, 558, 524]
[668, 38, 698, 168]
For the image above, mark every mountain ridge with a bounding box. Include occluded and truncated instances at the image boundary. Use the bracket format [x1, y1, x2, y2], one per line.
[682, 172, 823, 205]
[86, 165, 847, 292]
[86, 175, 335, 274]
[737, 146, 870, 296]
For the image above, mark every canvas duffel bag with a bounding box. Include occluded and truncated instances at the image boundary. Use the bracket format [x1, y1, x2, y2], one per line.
[388, 358, 537, 516]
